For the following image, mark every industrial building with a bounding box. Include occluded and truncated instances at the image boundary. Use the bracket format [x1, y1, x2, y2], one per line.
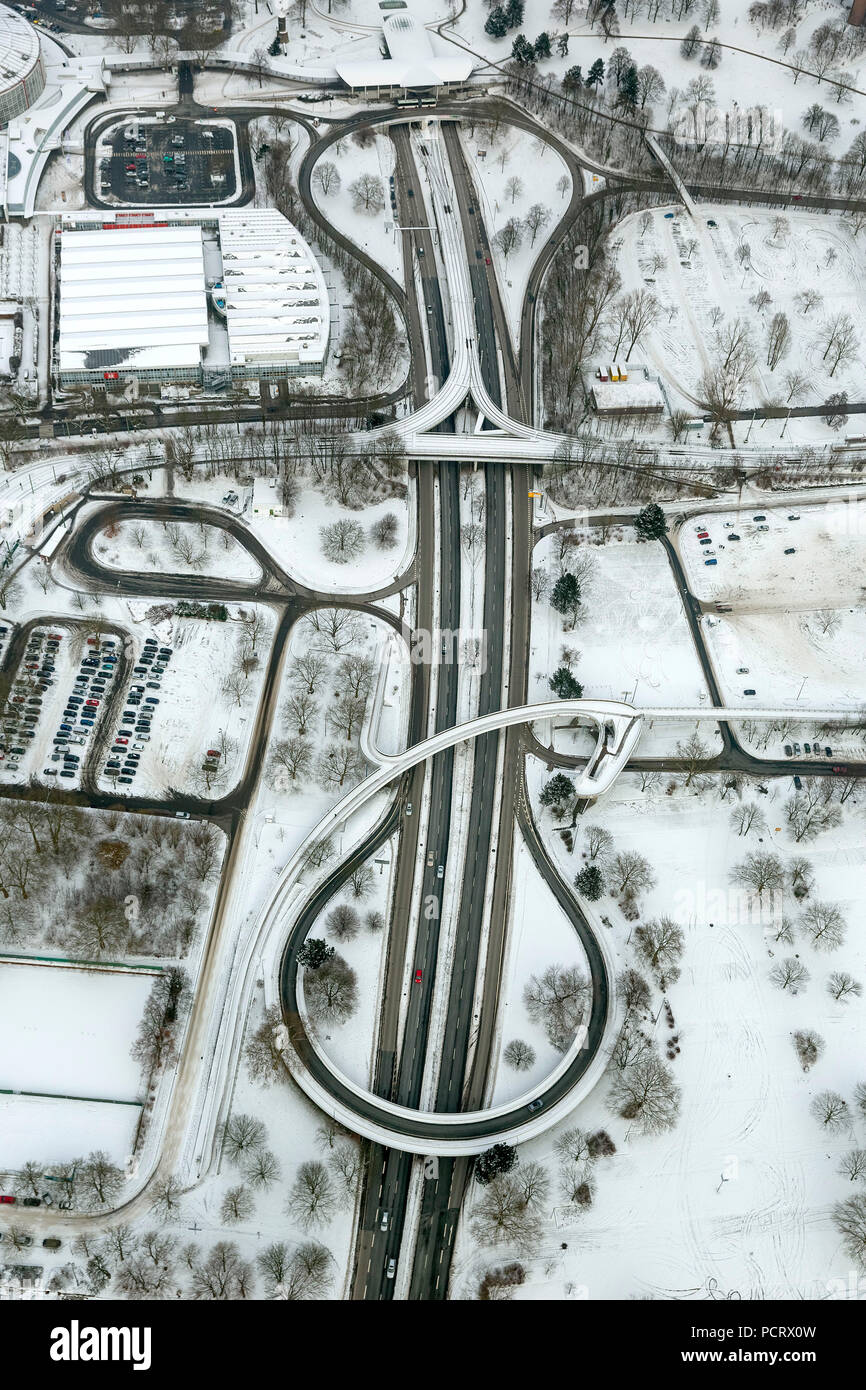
[0, 5, 45, 125]
[335, 5, 473, 95]
[54, 208, 330, 390]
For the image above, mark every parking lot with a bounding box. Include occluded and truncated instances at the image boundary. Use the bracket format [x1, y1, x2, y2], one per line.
[0, 627, 126, 789]
[99, 634, 175, 791]
[97, 118, 236, 206]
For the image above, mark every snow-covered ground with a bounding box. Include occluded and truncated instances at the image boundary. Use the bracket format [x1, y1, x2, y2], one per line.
[489, 831, 591, 1107]
[0, 961, 156, 1168]
[530, 527, 719, 754]
[309, 130, 402, 282]
[455, 768, 866, 1300]
[611, 205, 866, 415]
[0, 1093, 142, 1172]
[305, 841, 393, 1091]
[132, 467, 413, 595]
[449, 0, 864, 153]
[93, 519, 262, 584]
[247, 483, 412, 595]
[679, 499, 866, 610]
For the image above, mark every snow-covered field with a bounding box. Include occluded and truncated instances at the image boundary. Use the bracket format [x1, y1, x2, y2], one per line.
[247, 483, 412, 594]
[93, 519, 262, 584]
[310, 130, 401, 281]
[530, 529, 718, 757]
[0, 1094, 142, 1172]
[306, 842, 393, 1091]
[612, 205, 866, 413]
[490, 831, 591, 1107]
[455, 770, 866, 1300]
[0, 960, 153, 1113]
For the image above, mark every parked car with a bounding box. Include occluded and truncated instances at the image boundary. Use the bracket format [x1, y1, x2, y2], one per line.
[784, 744, 793, 757]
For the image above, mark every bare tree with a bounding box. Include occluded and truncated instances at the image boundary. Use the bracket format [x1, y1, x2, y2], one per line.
[730, 802, 767, 837]
[792, 1028, 824, 1071]
[222, 1113, 266, 1164]
[609, 1053, 681, 1134]
[349, 174, 384, 214]
[189, 1242, 255, 1300]
[291, 651, 328, 694]
[525, 202, 552, 247]
[584, 824, 614, 863]
[325, 902, 360, 942]
[838, 1150, 866, 1182]
[769, 956, 809, 993]
[802, 901, 846, 952]
[503, 1039, 536, 1071]
[221, 1185, 254, 1225]
[312, 161, 341, 196]
[730, 851, 784, 900]
[287, 1161, 336, 1230]
[611, 850, 655, 897]
[244, 1149, 281, 1190]
[827, 971, 863, 1003]
[271, 736, 313, 785]
[634, 917, 685, 986]
[305, 953, 358, 1024]
[523, 963, 589, 1051]
[320, 519, 366, 565]
[810, 1090, 850, 1131]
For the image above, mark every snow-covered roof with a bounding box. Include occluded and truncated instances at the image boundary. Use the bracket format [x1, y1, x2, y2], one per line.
[591, 379, 665, 413]
[335, 11, 473, 89]
[0, 3, 40, 90]
[216, 208, 329, 368]
[58, 224, 209, 373]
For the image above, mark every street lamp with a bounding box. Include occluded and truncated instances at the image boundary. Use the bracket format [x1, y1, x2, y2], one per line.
[796, 675, 807, 700]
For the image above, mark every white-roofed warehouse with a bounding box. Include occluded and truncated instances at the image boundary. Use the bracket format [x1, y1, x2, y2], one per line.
[55, 208, 330, 390]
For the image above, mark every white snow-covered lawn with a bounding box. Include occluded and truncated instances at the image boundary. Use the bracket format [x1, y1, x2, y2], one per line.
[490, 831, 591, 1107]
[93, 519, 262, 584]
[530, 530, 718, 755]
[611, 205, 866, 413]
[305, 841, 393, 1091]
[0, 962, 154, 1103]
[248, 484, 412, 594]
[311, 131, 401, 280]
[0, 1093, 142, 1172]
[457, 773, 866, 1300]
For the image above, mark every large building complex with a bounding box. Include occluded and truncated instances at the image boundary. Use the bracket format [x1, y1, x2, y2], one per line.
[0, 4, 45, 125]
[54, 208, 330, 390]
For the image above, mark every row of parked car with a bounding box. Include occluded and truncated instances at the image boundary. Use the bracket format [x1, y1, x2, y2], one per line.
[45, 635, 119, 778]
[785, 741, 835, 758]
[103, 637, 173, 784]
[1, 626, 56, 773]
